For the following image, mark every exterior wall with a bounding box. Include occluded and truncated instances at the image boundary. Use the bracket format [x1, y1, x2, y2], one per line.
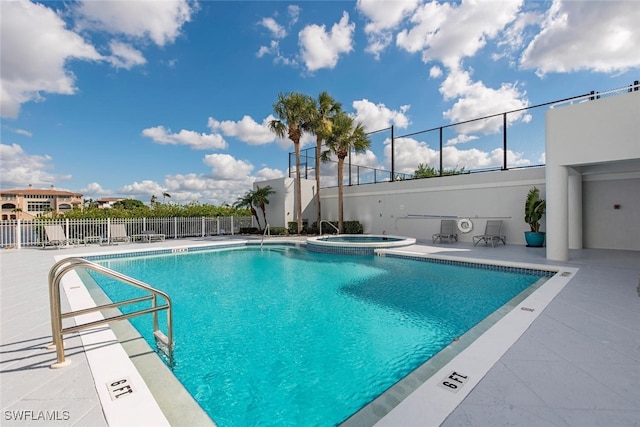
[545, 89, 640, 258]
[254, 177, 316, 228]
[583, 174, 640, 250]
[319, 168, 546, 245]
[546, 91, 640, 167]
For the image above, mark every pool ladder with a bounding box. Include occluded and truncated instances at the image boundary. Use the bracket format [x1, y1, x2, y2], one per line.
[47, 257, 174, 369]
[319, 220, 340, 235]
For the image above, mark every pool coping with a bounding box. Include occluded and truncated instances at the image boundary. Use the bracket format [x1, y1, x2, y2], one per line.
[58, 241, 577, 426]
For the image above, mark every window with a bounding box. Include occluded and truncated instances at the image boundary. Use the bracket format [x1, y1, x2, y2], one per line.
[2, 203, 16, 210]
[58, 204, 72, 211]
[27, 201, 51, 212]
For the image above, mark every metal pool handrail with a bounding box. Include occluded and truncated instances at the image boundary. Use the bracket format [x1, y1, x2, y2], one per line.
[47, 257, 174, 369]
[260, 224, 271, 249]
[319, 220, 340, 235]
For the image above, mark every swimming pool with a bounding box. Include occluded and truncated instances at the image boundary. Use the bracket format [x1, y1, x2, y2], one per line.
[89, 245, 549, 426]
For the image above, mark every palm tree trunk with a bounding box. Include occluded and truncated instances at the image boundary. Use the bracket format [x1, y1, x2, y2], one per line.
[294, 141, 303, 234]
[337, 157, 344, 234]
[251, 206, 262, 232]
[315, 137, 322, 233]
[260, 205, 268, 228]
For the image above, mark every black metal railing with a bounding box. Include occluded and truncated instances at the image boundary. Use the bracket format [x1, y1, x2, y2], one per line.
[289, 80, 638, 188]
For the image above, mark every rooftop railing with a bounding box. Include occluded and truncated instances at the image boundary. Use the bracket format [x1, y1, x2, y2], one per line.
[291, 80, 639, 188]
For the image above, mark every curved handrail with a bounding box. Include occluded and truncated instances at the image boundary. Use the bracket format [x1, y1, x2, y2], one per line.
[48, 257, 173, 368]
[319, 220, 339, 235]
[260, 224, 270, 249]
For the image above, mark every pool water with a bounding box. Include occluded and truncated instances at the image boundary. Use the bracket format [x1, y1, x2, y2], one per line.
[91, 246, 544, 426]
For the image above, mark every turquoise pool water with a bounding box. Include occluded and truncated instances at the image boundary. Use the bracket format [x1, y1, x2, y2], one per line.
[91, 246, 545, 426]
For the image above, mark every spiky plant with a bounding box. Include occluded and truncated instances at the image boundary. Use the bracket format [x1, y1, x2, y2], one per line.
[524, 186, 546, 233]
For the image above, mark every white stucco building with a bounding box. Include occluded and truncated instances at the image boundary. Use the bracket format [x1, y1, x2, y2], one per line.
[257, 87, 640, 260]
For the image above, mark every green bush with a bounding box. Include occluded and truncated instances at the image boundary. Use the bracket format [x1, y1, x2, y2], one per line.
[309, 220, 363, 234]
[288, 222, 303, 234]
[267, 227, 288, 236]
[344, 221, 364, 234]
[239, 227, 260, 234]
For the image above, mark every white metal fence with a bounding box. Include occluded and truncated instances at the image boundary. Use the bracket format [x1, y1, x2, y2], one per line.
[0, 216, 254, 248]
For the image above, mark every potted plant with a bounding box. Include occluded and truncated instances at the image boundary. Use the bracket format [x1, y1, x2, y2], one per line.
[524, 186, 546, 247]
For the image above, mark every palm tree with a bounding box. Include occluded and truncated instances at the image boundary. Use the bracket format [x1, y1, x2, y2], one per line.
[269, 92, 314, 234]
[252, 185, 276, 229]
[322, 112, 371, 233]
[309, 92, 341, 233]
[162, 192, 171, 202]
[234, 191, 262, 232]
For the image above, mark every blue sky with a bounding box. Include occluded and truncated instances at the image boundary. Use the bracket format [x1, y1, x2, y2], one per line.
[1, 0, 639, 205]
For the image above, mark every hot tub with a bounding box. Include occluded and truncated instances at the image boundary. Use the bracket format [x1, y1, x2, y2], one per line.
[306, 234, 416, 255]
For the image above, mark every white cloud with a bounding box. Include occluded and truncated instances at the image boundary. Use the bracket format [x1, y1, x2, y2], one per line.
[142, 125, 228, 150]
[288, 5, 301, 26]
[299, 11, 355, 71]
[445, 134, 479, 146]
[0, 143, 71, 188]
[259, 17, 286, 39]
[0, 0, 103, 119]
[384, 137, 439, 174]
[256, 40, 297, 66]
[397, 0, 522, 68]
[440, 68, 530, 134]
[352, 99, 411, 130]
[383, 136, 531, 175]
[120, 180, 167, 197]
[429, 66, 443, 79]
[208, 115, 277, 146]
[203, 154, 254, 180]
[520, 0, 640, 75]
[72, 0, 195, 46]
[255, 167, 285, 181]
[107, 41, 146, 69]
[2, 125, 33, 137]
[357, 0, 420, 58]
[81, 182, 111, 197]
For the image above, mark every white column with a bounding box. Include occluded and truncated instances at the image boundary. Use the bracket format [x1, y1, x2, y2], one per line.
[546, 165, 569, 261]
[568, 172, 583, 250]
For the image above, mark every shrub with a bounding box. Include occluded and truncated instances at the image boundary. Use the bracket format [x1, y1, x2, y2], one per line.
[267, 227, 288, 236]
[310, 220, 363, 234]
[239, 227, 260, 234]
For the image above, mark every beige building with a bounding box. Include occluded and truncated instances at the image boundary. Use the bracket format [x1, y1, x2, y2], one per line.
[0, 185, 83, 220]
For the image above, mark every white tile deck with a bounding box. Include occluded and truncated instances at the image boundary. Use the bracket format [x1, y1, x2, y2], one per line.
[1, 237, 639, 426]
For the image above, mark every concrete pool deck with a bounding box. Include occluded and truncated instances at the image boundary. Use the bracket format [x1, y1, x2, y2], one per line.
[1, 237, 639, 426]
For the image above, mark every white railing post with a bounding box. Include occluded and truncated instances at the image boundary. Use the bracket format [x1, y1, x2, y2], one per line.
[107, 218, 111, 242]
[230, 216, 234, 235]
[174, 217, 178, 239]
[202, 217, 206, 237]
[16, 219, 22, 249]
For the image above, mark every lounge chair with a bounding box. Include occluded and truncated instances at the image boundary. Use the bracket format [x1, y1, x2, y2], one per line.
[43, 225, 79, 249]
[109, 224, 131, 244]
[133, 230, 166, 243]
[473, 220, 506, 247]
[432, 219, 458, 244]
